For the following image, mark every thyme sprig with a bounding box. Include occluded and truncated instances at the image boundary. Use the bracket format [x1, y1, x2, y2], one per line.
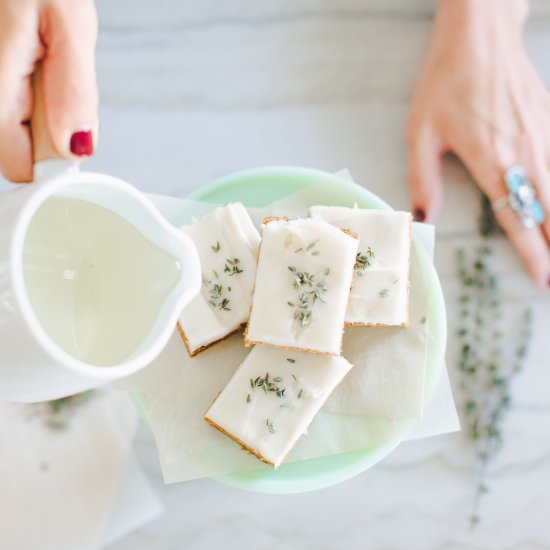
[287, 266, 328, 326]
[456, 245, 533, 529]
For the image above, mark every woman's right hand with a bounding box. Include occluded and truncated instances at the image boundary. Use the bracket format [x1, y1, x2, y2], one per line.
[0, 0, 98, 182]
[406, 0, 550, 288]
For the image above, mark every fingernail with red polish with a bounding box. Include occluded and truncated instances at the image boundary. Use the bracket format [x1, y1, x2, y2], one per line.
[70, 130, 94, 157]
[413, 207, 426, 222]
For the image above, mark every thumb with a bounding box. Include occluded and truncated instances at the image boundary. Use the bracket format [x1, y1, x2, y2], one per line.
[406, 126, 445, 222]
[40, 1, 99, 159]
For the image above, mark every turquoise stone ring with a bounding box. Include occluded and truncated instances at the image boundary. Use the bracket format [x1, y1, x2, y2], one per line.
[492, 166, 545, 229]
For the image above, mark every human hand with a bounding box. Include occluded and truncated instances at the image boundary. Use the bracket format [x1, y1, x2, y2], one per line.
[406, 0, 550, 288]
[0, 0, 98, 182]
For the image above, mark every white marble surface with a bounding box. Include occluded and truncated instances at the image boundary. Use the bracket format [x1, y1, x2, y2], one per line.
[2, 1, 550, 548]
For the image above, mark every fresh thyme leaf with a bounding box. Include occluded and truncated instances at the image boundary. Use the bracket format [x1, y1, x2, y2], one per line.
[299, 311, 311, 326]
[355, 247, 375, 275]
[266, 419, 277, 434]
[291, 374, 297, 380]
[311, 251, 320, 256]
[295, 247, 303, 253]
[273, 377, 283, 383]
[324, 267, 330, 276]
[287, 358, 295, 363]
[378, 288, 390, 299]
[209, 284, 222, 299]
[246, 394, 251, 404]
[218, 298, 231, 311]
[298, 389, 303, 399]
[306, 239, 319, 252]
[211, 241, 221, 253]
[204, 275, 233, 311]
[224, 257, 244, 276]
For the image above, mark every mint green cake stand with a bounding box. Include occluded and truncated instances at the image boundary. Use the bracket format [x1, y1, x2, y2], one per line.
[183, 166, 447, 494]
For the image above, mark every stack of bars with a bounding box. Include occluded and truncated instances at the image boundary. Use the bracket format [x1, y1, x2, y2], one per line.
[177, 203, 412, 468]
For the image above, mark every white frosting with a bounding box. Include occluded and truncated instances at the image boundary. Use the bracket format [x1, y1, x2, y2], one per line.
[205, 345, 353, 467]
[309, 206, 411, 326]
[178, 203, 260, 353]
[245, 218, 358, 355]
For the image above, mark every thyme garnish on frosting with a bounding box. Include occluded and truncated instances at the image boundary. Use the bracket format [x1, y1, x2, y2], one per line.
[202, 246, 245, 311]
[378, 288, 390, 299]
[202, 277, 231, 311]
[266, 419, 277, 434]
[224, 258, 244, 276]
[287, 266, 328, 327]
[378, 279, 399, 299]
[354, 247, 375, 276]
[250, 372, 286, 398]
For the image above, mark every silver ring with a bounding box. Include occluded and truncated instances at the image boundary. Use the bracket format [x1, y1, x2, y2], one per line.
[492, 166, 545, 229]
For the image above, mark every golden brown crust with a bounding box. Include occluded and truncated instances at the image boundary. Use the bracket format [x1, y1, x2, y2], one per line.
[204, 416, 276, 467]
[243, 338, 337, 355]
[177, 321, 246, 358]
[262, 216, 359, 241]
[261, 215, 288, 225]
[341, 228, 359, 240]
[344, 321, 409, 328]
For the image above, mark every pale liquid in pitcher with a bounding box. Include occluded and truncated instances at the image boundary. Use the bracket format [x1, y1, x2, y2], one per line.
[22, 196, 181, 366]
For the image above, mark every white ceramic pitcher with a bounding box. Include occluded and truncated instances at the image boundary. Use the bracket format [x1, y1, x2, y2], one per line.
[0, 70, 201, 403]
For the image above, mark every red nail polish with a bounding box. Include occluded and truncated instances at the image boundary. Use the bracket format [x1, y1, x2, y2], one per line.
[413, 208, 426, 222]
[69, 130, 94, 157]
